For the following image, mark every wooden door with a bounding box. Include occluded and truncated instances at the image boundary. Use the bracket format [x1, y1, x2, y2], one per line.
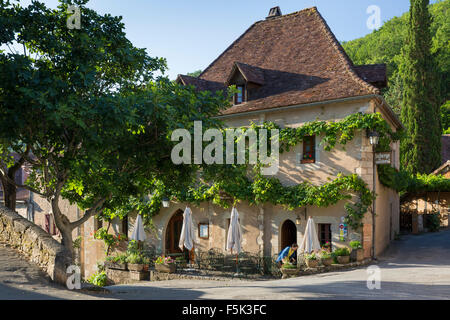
[165, 210, 184, 254]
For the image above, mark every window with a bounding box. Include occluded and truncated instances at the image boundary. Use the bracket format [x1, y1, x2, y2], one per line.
[121, 218, 128, 236]
[318, 223, 332, 246]
[235, 85, 245, 104]
[198, 223, 209, 239]
[301, 135, 315, 163]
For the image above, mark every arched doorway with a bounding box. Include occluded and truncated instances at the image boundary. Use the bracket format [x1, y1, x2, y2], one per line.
[281, 220, 297, 251]
[165, 210, 184, 255]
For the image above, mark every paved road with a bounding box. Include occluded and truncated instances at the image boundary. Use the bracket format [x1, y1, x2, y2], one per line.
[0, 229, 449, 299]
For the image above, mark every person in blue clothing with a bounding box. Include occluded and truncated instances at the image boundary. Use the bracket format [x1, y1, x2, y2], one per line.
[276, 243, 299, 266]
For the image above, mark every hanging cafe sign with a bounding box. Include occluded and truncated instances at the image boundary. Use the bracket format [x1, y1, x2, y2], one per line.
[375, 152, 391, 165]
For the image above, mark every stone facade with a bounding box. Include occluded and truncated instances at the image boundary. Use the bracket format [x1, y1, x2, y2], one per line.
[0, 205, 72, 284]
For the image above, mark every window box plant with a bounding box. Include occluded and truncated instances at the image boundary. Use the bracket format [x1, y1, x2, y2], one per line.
[305, 253, 319, 268]
[320, 250, 333, 266]
[280, 258, 299, 278]
[349, 240, 364, 262]
[126, 253, 150, 272]
[154, 256, 176, 273]
[334, 247, 350, 264]
[105, 254, 128, 270]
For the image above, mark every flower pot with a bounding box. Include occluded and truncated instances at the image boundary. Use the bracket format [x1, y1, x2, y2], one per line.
[281, 267, 299, 279]
[128, 263, 144, 272]
[305, 259, 319, 268]
[356, 249, 364, 262]
[105, 261, 127, 270]
[337, 255, 350, 264]
[350, 248, 364, 262]
[155, 263, 176, 273]
[321, 257, 333, 266]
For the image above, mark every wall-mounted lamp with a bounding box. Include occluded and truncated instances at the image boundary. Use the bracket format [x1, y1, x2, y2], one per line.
[162, 196, 170, 208]
[296, 216, 302, 225]
[367, 130, 379, 146]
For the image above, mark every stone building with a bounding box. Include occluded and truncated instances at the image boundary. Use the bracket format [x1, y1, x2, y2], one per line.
[3, 6, 405, 279]
[119, 6, 403, 273]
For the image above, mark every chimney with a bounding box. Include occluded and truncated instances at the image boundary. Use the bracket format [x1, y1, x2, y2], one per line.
[266, 6, 282, 19]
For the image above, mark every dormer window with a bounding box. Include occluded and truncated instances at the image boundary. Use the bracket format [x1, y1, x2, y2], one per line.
[235, 85, 245, 104]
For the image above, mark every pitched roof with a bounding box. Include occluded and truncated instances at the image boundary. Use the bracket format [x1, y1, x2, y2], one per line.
[354, 64, 387, 88]
[227, 62, 265, 86]
[192, 7, 380, 116]
[432, 160, 450, 176]
[176, 74, 225, 93]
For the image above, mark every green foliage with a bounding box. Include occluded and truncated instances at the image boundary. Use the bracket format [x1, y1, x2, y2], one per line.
[320, 251, 332, 259]
[93, 228, 127, 255]
[105, 253, 127, 264]
[378, 164, 450, 193]
[441, 100, 450, 133]
[72, 236, 82, 249]
[87, 270, 108, 287]
[334, 247, 350, 256]
[349, 240, 362, 250]
[187, 70, 202, 77]
[0, 0, 232, 253]
[400, 0, 442, 174]
[342, 0, 449, 110]
[305, 253, 318, 261]
[425, 213, 441, 232]
[126, 252, 149, 264]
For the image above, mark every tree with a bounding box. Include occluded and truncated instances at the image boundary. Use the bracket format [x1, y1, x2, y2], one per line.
[342, 0, 449, 114]
[187, 70, 202, 78]
[0, 0, 230, 259]
[399, 0, 441, 174]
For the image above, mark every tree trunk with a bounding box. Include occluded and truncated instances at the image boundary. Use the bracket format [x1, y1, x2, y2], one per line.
[1, 173, 18, 211]
[51, 196, 75, 262]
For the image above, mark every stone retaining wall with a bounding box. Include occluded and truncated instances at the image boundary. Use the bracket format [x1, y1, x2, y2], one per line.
[0, 205, 71, 285]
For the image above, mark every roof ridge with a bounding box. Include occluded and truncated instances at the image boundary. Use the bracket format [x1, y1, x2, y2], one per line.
[255, 6, 318, 23]
[312, 9, 380, 95]
[200, 7, 318, 80]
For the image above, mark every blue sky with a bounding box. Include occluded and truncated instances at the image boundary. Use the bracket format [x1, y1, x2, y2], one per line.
[18, 0, 438, 79]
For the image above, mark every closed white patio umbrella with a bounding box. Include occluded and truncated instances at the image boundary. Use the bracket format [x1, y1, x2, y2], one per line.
[179, 207, 195, 266]
[299, 216, 321, 254]
[130, 214, 147, 241]
[226, 207, 242, 274]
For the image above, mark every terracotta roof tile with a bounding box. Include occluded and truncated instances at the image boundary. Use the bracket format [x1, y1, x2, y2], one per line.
[227, 62, 265, 86]
[186, 7, 380, 116]
[176, 75, 226, 93]
[354, 64, 387, 88]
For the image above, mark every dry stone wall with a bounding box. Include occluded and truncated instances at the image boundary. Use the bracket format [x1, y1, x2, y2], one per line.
[0, 205, 71, 284]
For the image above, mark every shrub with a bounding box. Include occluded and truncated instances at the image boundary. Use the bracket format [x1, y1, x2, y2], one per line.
[305, 253, 318, 260]
[425, 212, 441, 232]
[334, 247, 350, 256]
[88, 271, 108, 287]
[349, 240, 362, 250]
[126, 253, 149, 264]
[320, 251, 332, 259]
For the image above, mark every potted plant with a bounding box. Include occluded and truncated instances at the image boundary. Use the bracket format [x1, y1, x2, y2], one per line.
[175, 256, 188, 269]
[154, 256, 176, 273]
[322, 241, 331, 252]
[320, 250, 333, 266]
[305, 253, 319, 268]
[349, 240, 364, 262]
[105, 253, 128, 270]
[126, 253, 149, 272]
[280, 258, 299, 278]
[334, 247, 350, 264]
